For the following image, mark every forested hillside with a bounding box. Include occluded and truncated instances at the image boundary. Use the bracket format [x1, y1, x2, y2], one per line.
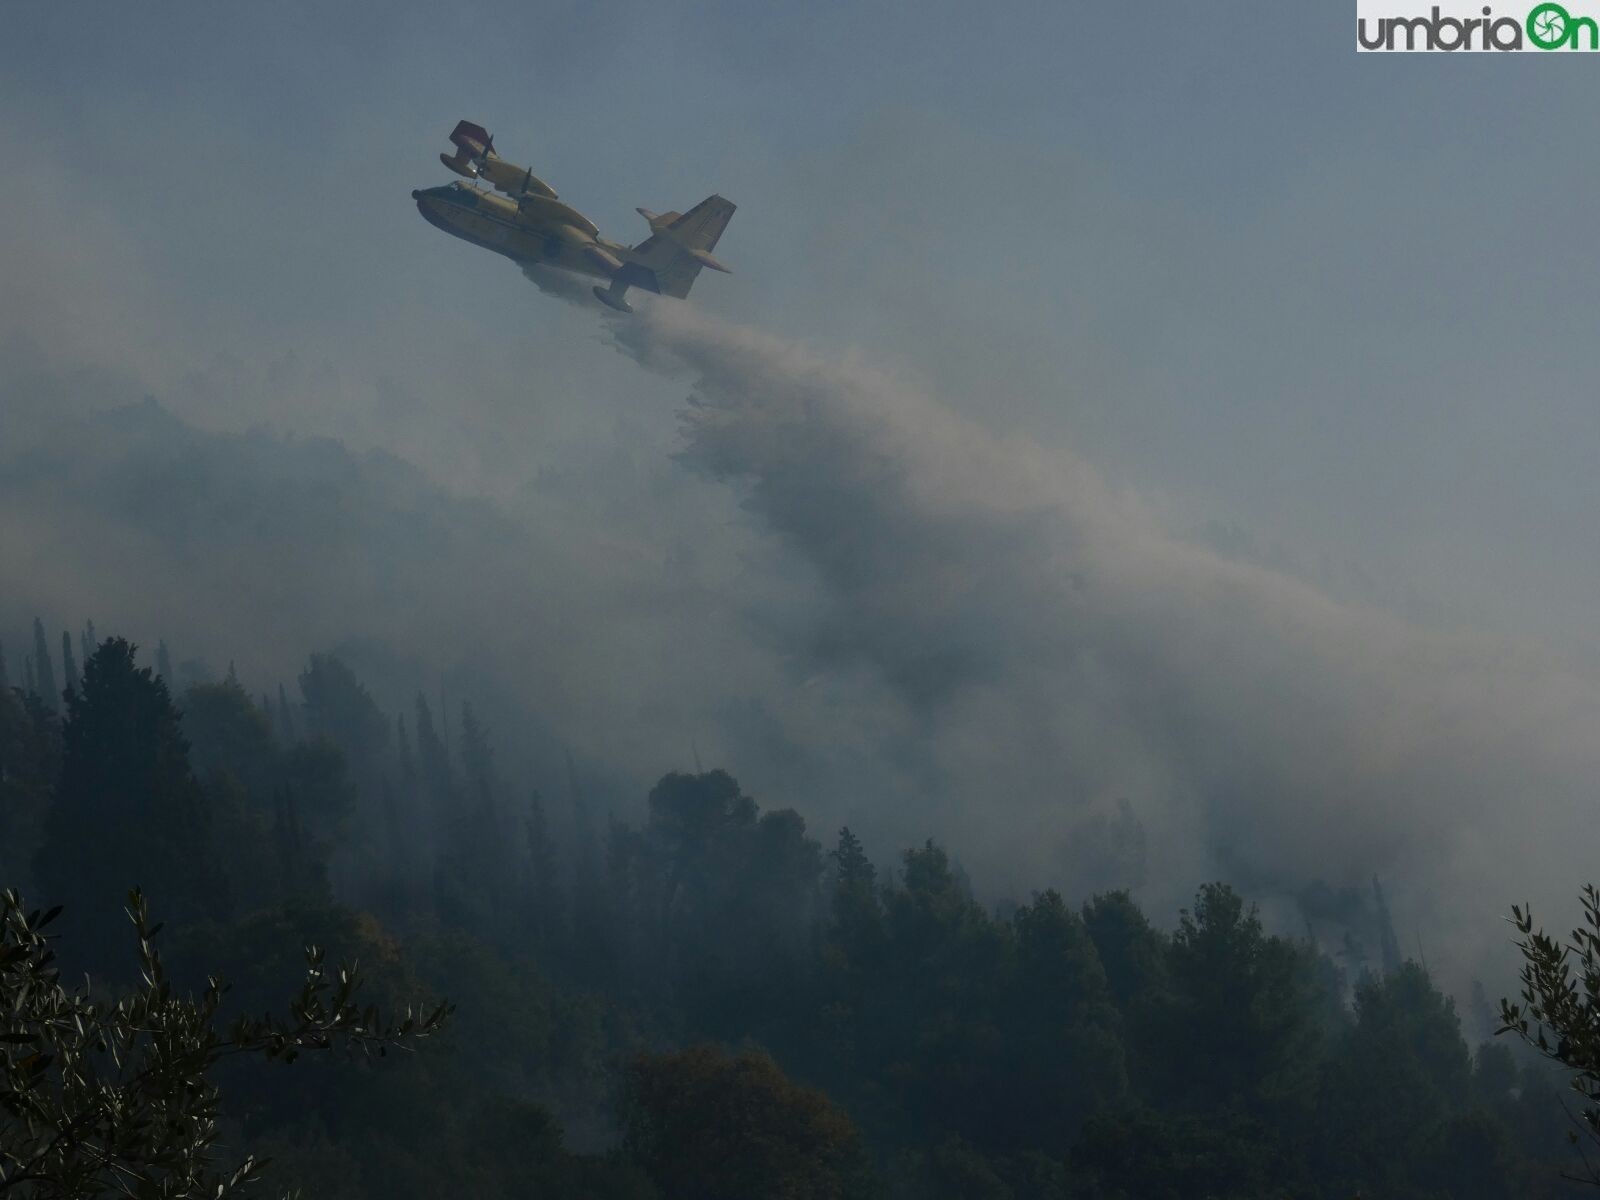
[0, 629, 1586, 1198]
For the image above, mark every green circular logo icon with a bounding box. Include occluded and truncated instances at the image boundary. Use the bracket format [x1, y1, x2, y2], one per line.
[1528, 1, 1572, 47]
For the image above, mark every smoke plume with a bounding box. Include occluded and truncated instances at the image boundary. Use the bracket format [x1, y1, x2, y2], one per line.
[605, 298, 1600, 975]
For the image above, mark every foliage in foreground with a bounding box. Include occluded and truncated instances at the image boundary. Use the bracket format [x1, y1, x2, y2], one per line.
[0, 888, 449, 1199]
[1501, 886, 1600, 1188]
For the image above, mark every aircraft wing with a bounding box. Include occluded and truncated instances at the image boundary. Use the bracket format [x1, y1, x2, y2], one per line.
[438, 120, 559, 199]
[482, 158, 559, 200]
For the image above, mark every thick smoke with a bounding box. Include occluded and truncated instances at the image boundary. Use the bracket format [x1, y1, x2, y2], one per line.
[6, 275, 1599, 986]
[606, 298, 1600, 976]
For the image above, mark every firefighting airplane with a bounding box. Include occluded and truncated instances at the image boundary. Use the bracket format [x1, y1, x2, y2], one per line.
[412, 120, 735, 313]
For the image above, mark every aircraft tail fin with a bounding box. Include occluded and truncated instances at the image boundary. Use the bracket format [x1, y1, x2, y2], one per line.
[632, 194, 736, 298]
[449, 120, 493, 155]
[666, 194, 735, 254]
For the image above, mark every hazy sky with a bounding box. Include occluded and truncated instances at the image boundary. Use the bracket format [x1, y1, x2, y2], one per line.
[4, 2, 1600, 978]
[7, 2, 1598, 638]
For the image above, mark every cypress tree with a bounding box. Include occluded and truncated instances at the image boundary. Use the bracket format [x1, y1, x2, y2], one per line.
[396, 713, 415, 781]
[61, 631, 79, 698]
[832, 827, 875, 892]
[1372, 876, 1404, 976]
[270, 785, 326, 903]
[33, 638, 222, 966]
[32, 619, 57, 712]
[456, 702, 503, 908]
[298, 655, 386, 765]
[276, 683, 296, 742]
[458, 702, 495, 809]
[525, 787, 560, 950]
[566, 745, 596, 892]
[413, 694, 452, 813]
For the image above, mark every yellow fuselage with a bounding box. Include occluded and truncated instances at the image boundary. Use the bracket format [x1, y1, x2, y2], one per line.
[412, 182, 622, 281]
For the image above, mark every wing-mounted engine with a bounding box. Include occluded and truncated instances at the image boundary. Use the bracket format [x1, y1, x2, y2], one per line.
[516, 192, 600, 239]
[482, 159, 559, 200]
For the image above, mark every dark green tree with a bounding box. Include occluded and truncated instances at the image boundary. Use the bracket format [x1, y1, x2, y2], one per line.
[395, 713, 414, 782]
[1081, 890, 1170, 1069]
[1164, 883, 1325, 1115]
[1373, 875, 1405, 975]
[412, 694, 452, 816]
[853, 841, 1010, 1147]
[274, 683, 296, 743]
[1498, 886, 1600, 1189]
[0, 888, 449, 1200]
[999, 889, 1127, 1149]
[33, 639, 222, 968]
[297, 655, 387, 769]
[622, 1044, 876, 1200]
[1071, 1106, 1306, 1200]
[277, 739, 356, 839]
[182, 678, 278, 805]
[1318, 962, 1476, 1196]
[0, 690, 60, 891]
[611, 771, 822, 1035]
[829, 827, 881, 947]
[524, 788, 559, 951]
[59, 633, 77, 701]
[457, 702, 495, 810]
[31, 619, 57, 713]
[814, 828, 886, 1094]
[78, 622, 95, 675]
[434, 702, 504, 935]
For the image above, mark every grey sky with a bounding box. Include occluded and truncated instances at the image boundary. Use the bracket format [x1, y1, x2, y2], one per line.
[6, 2, 1596, 640]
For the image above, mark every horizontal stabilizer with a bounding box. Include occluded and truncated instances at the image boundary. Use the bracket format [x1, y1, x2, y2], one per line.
[689, 248, 731, 274]
[637, 207, 682, 233]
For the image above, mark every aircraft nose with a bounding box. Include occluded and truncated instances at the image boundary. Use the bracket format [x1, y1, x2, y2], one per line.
[411, 189, 422, 200]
